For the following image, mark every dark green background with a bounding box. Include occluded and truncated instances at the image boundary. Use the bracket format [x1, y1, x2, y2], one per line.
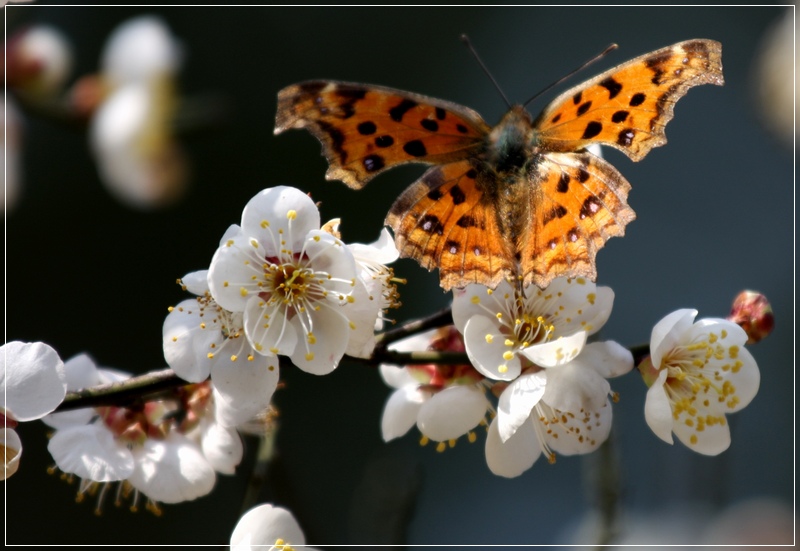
[5, 5, 794, 546]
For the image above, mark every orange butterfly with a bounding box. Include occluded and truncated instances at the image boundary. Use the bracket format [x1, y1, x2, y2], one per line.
[275, 39, 723, 291]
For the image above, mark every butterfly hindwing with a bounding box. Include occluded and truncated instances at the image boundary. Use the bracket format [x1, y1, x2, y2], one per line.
[386, 160, 515, 291]
[520, 151, 636, 289]
[275, 81, 490, 189]
[534, 39, 724, 161]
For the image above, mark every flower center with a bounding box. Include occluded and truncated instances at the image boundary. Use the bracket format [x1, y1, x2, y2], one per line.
[513, 312, 554, 349]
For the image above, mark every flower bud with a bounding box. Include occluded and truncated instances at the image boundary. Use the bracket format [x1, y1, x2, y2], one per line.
[728, 290, 774, 344]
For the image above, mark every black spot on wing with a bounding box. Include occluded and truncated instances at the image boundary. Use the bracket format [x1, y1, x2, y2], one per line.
[581, 121, 602, 140]
[403, 140, 427, 157]
[389, 99, 417, 122]
[599, 77, 623, 99]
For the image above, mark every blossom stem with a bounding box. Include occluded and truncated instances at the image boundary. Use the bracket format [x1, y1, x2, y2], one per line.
[374, 305, 453, 350]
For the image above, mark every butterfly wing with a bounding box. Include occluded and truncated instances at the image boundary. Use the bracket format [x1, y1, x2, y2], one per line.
[533, 39, 723, 161]
[275, 81, 491, 189]
[519, 151, 636, 289]
[386, 160, 515, 291]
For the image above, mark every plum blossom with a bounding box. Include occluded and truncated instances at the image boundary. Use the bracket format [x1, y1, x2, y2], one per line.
[44, 354, 240, 513]
[484, 341, 632, 478]
[163, 269, 279, 428]
[640, 309, 760, 455]
[452, 278, 614, 381]
[452, 278, 631, 477]
[1, 341, 67, 479]
[379, 326, 490, 451]
[231, 503, 317, 551]
[208, 186, 358, 375]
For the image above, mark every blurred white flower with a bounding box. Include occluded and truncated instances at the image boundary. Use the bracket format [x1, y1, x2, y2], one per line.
[6, 24, 73, 98]
[0, 341, 67, 480]
[640, 309, 760, 455]
[231, 503, 317, 551]
[89, 15, 187, 209]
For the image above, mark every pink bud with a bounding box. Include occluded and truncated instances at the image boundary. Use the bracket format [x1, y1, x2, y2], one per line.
[728, 290, 774, 344]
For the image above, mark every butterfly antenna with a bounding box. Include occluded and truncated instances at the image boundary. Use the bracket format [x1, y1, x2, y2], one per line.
[522, 43, 618, 108]
[460, 34, 512, 109]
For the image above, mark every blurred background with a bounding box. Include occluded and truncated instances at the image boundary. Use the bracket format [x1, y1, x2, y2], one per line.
[4, 5, 794, 546]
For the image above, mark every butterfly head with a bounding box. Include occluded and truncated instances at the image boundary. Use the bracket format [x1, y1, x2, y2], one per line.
[485, 105, 537, 175]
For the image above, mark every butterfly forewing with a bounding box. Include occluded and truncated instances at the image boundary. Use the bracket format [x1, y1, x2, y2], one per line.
[386, 160, 515, 291]
[275, 81, 490, 189]
[520, 152, 636, 289]
[534, 39, 724, 161]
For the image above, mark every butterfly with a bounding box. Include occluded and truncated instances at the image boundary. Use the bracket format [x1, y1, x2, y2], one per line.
[274, 39, 723, 292]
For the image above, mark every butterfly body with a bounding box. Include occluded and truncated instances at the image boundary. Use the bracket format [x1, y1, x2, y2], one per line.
[275, 39, 723, 291]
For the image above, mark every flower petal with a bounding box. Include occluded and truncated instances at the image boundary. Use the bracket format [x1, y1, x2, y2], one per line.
[520, 330, 586, 368]
[381, 386, 426, 441]
[1, 341, 66, 421]
[241, 186, 320, 255]
[2, 428, 22, 480]
[230, 503, 306, 548]
[485, 417, 540, 478]
[208, 231, 265, 313]
[128, 433, 216, 503]
[289, 306, 348, 375]
[243, 298, 297, 357]
[545, 400, 613, 456]
[644, 370, 674, 444]
[181, 269, 209, 295]
[201, 421, 243, 475]
[650, 309, 697, 369]
[672, 409, 731, 455]
[463, 314, 521, 380]
[211, 355, 279, 428]
[162, 297, 220, 382]
[497, 371, 546, 442]
[47, 424, 135, 482]
[416, 385, 489, 441]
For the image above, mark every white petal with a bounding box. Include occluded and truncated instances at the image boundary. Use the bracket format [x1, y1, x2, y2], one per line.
[302, 230, 357, 297]
[181, 270, 209, 295]
[463, 314, 520, 380]
[241, 186, 320, 254]
[2, 428, 22, 480]
[211, 355, 279, 428]
[201, 421, 243, 475]
[244, 299, 297, 357]
[128, 433, 216, 503]
[543, 360, 610, 413]
[162, 297, 219, 382]
[1, 341, 66, 421]
[208, 231, 264, 312]
[451, 281, 513, 333]
[289, 307, 349, 375]
[520, 330, 586, 368]
[644, 370, 674, 444]
[582, 340, 634, 379]
[545, 400, 613, 456]
[381, 387, 426, 441]
[544, 279, 613, 336]
[101, 16, 181, 86]
[349, 227, 399, 265]
[231, 503, 306, 548]
[497, 371, 546, 442]
[343, 278, 381, 359]
[650, 309, 697, 369]
[672, 410, 731, 455]
[379, 364, 418, 389]
[47, 424, 134, 482]
[485, 417, 540, 478]
[416, 385, 489, 441]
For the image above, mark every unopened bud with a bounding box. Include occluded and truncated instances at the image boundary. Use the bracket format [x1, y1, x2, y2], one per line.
[728, 290, 774, 344]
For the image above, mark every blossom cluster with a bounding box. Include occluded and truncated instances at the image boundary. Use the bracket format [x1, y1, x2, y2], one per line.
[163, 185, 399, 422]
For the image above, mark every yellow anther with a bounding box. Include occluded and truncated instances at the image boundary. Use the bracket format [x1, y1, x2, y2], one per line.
[230, 355, 238, 362]
[419, 435, 429, 446]
[436, 442, 446, 453]
[270, 347, 279, 354]
[485, 334, 494, 344]
[471, 295, 480, 304]
[504, 339, 514, 347]
[503, 351, 514, 361]
[260, 220, 269, 228]
[305, 352, 314, 361]
[448, 439, 456, 448]
[468, 431, 477, 443]
[207, 353, 215, 359]
[287, 209, 297, 220]
[307, 333, 317, 345]
[240, 287, 248, 297]
[498, 364, 508, 374]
